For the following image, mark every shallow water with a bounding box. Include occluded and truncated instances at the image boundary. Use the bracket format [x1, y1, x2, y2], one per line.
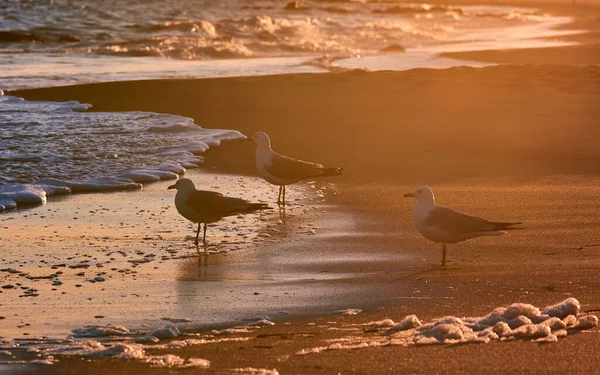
[0, 172, 416, 341]
[0, 92, 244, 210]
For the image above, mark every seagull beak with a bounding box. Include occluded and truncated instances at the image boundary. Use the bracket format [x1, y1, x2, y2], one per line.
[246, 136, 254, 142]
[167, 184, 176, 190]
[404, 192, 414, 198]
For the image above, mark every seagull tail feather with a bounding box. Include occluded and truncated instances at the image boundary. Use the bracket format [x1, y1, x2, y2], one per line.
[491, 221, 522, 231]
[246, 203, 272, 212]
[322, 167, 343, 176]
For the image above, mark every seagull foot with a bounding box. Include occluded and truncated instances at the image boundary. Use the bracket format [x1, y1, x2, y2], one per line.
[440, 261, 455, 270]
[195, 242, 224, 255]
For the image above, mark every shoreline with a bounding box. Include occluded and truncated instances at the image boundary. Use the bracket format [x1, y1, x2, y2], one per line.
[4, 64, 600, 373]
[1, 170, 371, 341]
[11, 65, 600, 185]
[4, 1, 600, 373]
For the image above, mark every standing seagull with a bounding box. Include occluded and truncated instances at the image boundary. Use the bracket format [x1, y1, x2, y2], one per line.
[168, 178, 270, 246]
[404, 185, 521, 267]
[249, 131, 342, 205]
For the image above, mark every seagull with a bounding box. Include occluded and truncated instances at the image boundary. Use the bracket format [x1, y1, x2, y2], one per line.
[168, 178, 270, 246]
[249, 131, 342, 205]
[404, 185, 521, 267]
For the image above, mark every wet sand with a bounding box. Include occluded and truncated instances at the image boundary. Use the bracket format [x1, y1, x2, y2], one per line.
[1, 171, 376, 339]
[6, 45, 600, 375]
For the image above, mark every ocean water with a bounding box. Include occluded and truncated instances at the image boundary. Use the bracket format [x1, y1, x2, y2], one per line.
[0, 92, 244, 210]
[1, 0, 561, 59]
[0, 0, 582, 88]
[0, 0, 583, 209]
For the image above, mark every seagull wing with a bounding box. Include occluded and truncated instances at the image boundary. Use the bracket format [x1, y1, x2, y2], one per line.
[264, 152, 326, 182]
[185, 190, 267, 217]
[425, 205, 500, 235]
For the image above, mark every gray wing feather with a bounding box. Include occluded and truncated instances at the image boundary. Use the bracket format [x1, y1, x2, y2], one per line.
[426, 206, 497, 234]
[265, 152, 325, 181]
[185, 190, 255, 217]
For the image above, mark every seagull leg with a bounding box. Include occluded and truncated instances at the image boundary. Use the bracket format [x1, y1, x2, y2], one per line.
[282, 185, 286, 205]
[194, 223, 201, 246]
[442, 243, 447, 268]
[277, 185, 283, 205]
[279, 205, 287, 223]
[203, 223, 207, 246]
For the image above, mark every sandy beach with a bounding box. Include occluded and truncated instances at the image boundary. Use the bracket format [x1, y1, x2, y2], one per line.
[4, 61, 600, 373]
[3, 1, 600, 374]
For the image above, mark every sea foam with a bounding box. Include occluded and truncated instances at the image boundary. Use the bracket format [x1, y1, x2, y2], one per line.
[0, 320, 273, 368]
[0, 93, 245, 211]
[297, 298, 598, 354]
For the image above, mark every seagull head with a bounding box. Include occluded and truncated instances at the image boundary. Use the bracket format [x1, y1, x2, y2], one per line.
[404, 185, 435, 203]
[167, 178, 196, 192]
[247, 131, 271, 148]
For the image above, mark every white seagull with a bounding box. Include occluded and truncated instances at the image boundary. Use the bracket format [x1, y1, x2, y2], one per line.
[249, 131, 342, 205]
[404, 185, 521, 267]
[168, 178, 270, 246]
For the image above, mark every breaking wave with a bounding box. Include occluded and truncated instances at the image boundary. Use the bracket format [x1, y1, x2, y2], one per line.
[0, 0, 564, 61]
[0, 92, 244, 211]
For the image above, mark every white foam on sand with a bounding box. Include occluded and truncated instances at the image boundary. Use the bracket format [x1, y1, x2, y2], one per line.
[244, 319, 276, 327]
[37, 177, 142, 193]
[0, 184, 71, 211]
[232, 368, 280, 375]
[149, 337, 252, 350]
[296, 298, 598, 355]
[70, 324, 181, 341]
[0, 327, 191, 368]
[71, 325, 131, 338]
[214, 328, 252, 335]
[2, 320, 273, 368]
[213, 319, 276, 335]
[337, 309, 362, 316]
[148, 325, 180, 340]
[161, 317, 192, 323]
[44, 341, 210, 368]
